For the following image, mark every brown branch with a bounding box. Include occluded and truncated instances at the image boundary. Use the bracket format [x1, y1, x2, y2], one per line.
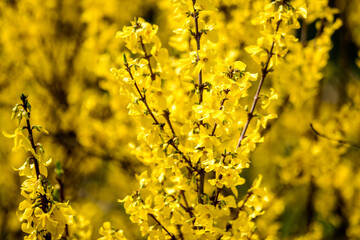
[213, 187, 221, 206]
[125, 62, 159, 125]
[310, 124, 360, 149]
[191, 0, 208, 204]
[236, 19, 282, 148]
[162, 110, 176, 137]
[172, 192, 195, 218]
[197, 168, 205, 204]
[21, 95, 41, 180]
[148, 213, 176, 240]
[139, 36, 156, 81]
[301, 20, 308, 47]
[20, 95, 52, 239]
[233, 191, 253, 221]
[192, 0, 204, 104]
[124, 63, 194, 170]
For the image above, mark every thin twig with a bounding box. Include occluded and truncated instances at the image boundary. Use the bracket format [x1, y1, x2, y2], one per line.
[236, 19, 282, 148]
[148, 213, 176, 240]
[163, 110, 176, 137]
[232, 191, 253, 221]
[21, 96, 41, 179]
[191, 0, 206, 204]
[213, 187, 221, 206]
[161, 111, 193, 171]
[125, 63, 194, 170]
[173, 192, 195, 218]
[20, 95, 52, 239]
[301, 20, 308, 47]
[197, 168, 205, 204]
[192, 0, 204, 104]
[139, 36, 156, 81]
[310, 124, 360, 149]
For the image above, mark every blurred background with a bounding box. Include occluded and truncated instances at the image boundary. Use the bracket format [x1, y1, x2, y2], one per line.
[0, 0, 359, 239]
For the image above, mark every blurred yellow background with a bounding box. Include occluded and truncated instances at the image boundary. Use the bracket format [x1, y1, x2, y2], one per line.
[1, 0, 360, 239]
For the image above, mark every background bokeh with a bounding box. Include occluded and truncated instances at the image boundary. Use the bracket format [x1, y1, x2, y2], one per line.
[1, 0, 359, 239]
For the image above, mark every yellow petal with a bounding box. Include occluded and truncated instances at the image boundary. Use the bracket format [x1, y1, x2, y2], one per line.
[2, 130, 16, 138]
[245, 45, 262, 55]
[234, 61, 246, 71]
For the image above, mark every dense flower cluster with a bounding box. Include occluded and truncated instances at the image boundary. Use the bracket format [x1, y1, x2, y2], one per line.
[3, 0, 359, 240]
[108, 0, 307, 239]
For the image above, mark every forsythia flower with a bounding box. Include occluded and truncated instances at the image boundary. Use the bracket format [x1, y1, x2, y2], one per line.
[4, 94, 81, 239]
[99, 222, 128, 240]
[109, 0, 306, 239]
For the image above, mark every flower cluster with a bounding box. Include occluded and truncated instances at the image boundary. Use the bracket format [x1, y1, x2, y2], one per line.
[99, 222, 127, 240]
[245, 0, 306, 69]
[3, 0, 358, 239]
[109, 0, 307, 239]
[3, 94, 87, 240]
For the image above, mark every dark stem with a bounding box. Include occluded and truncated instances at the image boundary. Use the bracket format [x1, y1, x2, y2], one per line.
[163, 110, 176, 137]
[20, 95, 51, 239]
[125, 63, 159, 125]
[180, 191, 194, 217]
[171, 144, 194, 172]
[236, 20, 282, 148]
[22, 111, 41, 179]
[198, 169, 205, 204]
[233, 191, 253, 220]
[213, 187, 221, 206]
[162, 110, 193, 171]
[148, 213, 176, 240]
[247, 229, 255, 240]
[125, 64, 194, 170]
[192, 0, 203, 104]
[44, 233, 52, 240]
[176, 225, 184, 240]
[170, 193, 195, 218]
[310, 124, 360, 149]
[301, 20, 308, 47]
[192, 0, 206, 204]
[139, 36, 156, 81]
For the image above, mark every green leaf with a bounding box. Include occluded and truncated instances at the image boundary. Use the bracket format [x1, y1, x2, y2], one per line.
[55, 160, 63, 177]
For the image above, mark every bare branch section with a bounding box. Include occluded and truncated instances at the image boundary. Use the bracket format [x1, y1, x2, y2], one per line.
[139, 36, 156, 81]
[148, 213, 177, 240]
[21, 95, 41, 179]
[310, 124, 360, 149]
[192, 0, 204, 104]
[236, 20, 282, 148]
[191, 0, 207, 204]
